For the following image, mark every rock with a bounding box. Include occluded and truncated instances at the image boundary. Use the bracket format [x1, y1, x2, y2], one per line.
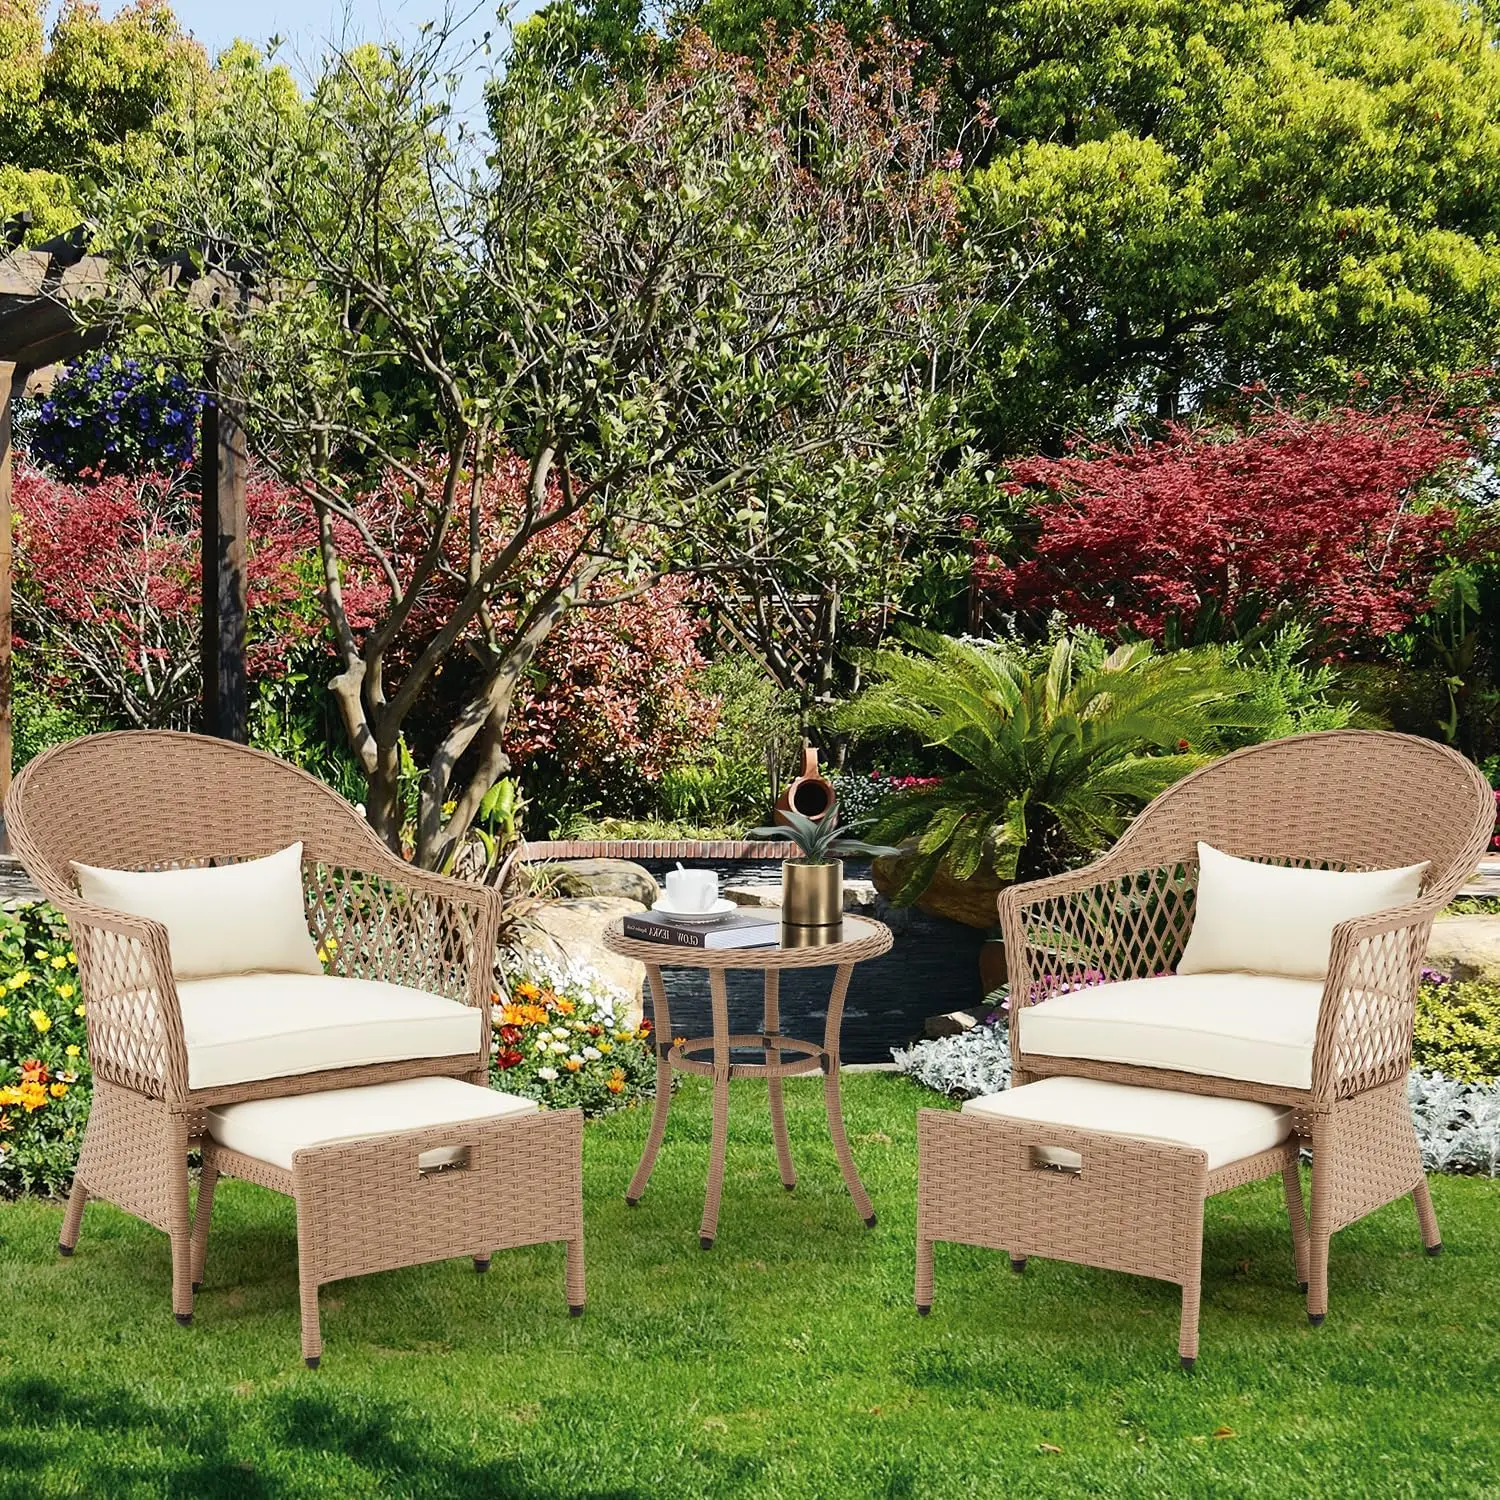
[533, 858, 659, 907]
[522, 896, 647, 1025]
[723, 875, 879, 913]
[924, 1009, 979, 1039]
[871, 851, 1007, 931]
[1426, 916, 1500, 983]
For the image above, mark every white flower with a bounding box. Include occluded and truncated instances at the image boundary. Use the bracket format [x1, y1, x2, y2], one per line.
[534, 1038, 549, 1052]
[537, 1066, 558, 1082]
[582, 1046, 601, 1060]
[551, 1028, 570, 1041]
[567, 1053, 583, 1066]
[549, 1041, 568, 1054]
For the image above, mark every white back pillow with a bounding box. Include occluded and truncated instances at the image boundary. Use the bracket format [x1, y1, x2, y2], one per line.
[1177, 841, 1428, 980]
[73, 841, 323, 981]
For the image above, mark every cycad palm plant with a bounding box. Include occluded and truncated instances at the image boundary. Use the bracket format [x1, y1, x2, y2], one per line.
[839, 631, 1274, 902]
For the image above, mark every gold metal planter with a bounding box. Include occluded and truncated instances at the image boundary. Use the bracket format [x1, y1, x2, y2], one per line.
[781, 858, 843, 932]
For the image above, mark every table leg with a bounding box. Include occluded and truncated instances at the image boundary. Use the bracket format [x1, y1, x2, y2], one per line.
[626, 965, 674, 1206]
[763, 969, 796, 1191]
[823, 962, 875, 1227]
[699, 966, 732, 1249]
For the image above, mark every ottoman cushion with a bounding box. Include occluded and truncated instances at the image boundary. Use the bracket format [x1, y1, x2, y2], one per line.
[206, 1077, 537, 1171]
[963, 1076, 1294, 1171]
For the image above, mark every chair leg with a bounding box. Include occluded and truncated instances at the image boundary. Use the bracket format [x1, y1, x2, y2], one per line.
[1306, 1121, 1332, 1325]
[566, 1234, 586, 1316]
[915, 1236, 934, 1315]
[58, 1178, 88, 1256]
[190, 1158, 220, 1292]
[1412, 1178, 1443, 1256]
[1178, 1275, 1201, 1373]
[1281, 1155, 1310, 1291]
[168, 1116, 194, 1326]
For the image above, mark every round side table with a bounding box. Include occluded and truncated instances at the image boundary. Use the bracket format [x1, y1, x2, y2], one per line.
[602, 914, 894, 1248]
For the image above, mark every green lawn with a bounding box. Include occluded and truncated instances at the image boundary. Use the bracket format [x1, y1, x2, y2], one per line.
[1, 1073, 1497, 1498]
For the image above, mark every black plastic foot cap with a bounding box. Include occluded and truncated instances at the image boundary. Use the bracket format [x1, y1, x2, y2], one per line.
[625, 1196, 640, 1208]
[1298, 1280, 1309, 1293]
[57, 1243, 74, 1257]
[1308, 1312, 1326, 1327]
[700, 1235, 715, 1250]
[304, 1356, 321, 1369]
[1010, 1258, 1027, 1274]
[473, 1258, 491, 1273]
[1180, 1355, 1196, 1374]
[916, 1304, 931, 1317]
[1426, 1242, 1444, 1257]
[864, 1213, 877, 1229]
[175, 1313, 193, 1327]
[784, 1182, 796, 1192]
[569, 1304, 585, 1318]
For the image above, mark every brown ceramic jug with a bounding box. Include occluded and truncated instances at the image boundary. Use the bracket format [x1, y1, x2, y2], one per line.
[774, 746, 835, 825]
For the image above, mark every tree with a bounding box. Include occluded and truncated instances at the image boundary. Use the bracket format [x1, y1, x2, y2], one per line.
[14, 460, 324, 729]
[0, 0, 204, 239]
[839, 629, 1277, 891]
[95, 19, 975, 868]
[979, 401, 1468, 649]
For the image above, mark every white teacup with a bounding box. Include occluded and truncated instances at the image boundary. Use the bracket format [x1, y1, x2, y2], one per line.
[664, 868, 718, 912]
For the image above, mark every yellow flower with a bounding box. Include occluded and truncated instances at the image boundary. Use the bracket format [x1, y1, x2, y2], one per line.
[0, 1005, 8, 1020]
[74, 1004, 86, 1018]
[66, 1044, 80, 1058]
[50, 955, 67, 969]
[57, 983, 74, 1000]
[49, 1082, 67, 1098]
[0, 1086, 21, 1107]
[66, 951, 77, 964]
[29, 1008, 51, 1033]
[8, 971, 30, 990]
[323, 937, 338, 952]
[315, 948, 328, 963]
[598, 1042, 612, 1054]
[19, 1082, 46, 1111]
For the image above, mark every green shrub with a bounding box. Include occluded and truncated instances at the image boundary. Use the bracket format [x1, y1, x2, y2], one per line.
[1414, 979, 1500, 1084]
[0, 902, 90, 1199]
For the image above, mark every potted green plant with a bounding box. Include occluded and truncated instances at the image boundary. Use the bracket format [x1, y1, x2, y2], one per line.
[748, 803, 900, 930]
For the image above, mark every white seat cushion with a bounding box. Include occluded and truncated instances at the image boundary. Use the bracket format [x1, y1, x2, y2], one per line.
[74, 843, 323, 980]
[178, 972, 483, 1090]
[1017, 971, 1324, 1090]
[963, 1076, 1294, 1171]
[1177, 841, 1427, 979]
[206, 1077, 536, 1171]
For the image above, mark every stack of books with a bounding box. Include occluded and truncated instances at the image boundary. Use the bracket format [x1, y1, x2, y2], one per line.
[620, 909, 782, 949]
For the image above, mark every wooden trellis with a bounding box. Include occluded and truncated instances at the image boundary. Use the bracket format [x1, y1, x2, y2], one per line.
[0, 218, 252, 804]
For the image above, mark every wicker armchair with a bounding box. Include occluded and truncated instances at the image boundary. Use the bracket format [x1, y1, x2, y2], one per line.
[5, 731, 501, 1325]
[998, 730, 1494, 1325]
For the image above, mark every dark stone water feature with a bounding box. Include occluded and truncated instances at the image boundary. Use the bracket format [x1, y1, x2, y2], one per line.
[637, 858, 985, 1064]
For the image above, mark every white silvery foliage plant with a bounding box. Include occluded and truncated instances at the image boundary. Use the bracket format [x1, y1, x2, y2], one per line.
[891, 1023, 1013, 1098]
[1409, 1071, 1500, 1177]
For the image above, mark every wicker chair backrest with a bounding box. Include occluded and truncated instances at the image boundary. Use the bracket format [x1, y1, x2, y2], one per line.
[5, 730, 389, 903]
[1110, 730, 1493, 902]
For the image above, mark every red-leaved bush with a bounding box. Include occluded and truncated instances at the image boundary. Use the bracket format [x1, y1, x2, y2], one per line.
[979, 403, 1470, 646]
[15, 462, 323, 728]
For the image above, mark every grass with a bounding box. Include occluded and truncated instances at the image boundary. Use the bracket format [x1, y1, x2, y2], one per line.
[2, 1073, 1498, 1498]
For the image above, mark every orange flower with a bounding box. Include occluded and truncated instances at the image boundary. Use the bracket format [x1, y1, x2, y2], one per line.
[20, 1059, 48, 1085]
[500, 1002, 548, 1027]
[606, 1078, 625, 1094]
[514, 980, 541, 1002]
[563, 1058, 582, 1073]
[19, 1082, 47, 1111]
[553, 997, 576, 1016]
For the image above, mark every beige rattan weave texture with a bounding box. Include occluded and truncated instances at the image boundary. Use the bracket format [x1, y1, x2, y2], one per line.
[997, 730, 1493, 1323]
[193, 1106, 585, 1366]
[916, 1109, 1308, 1369]
[5, 730, 502, 1325]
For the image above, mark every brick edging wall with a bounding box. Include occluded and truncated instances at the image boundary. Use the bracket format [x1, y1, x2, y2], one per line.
[518, 839, 795, 862]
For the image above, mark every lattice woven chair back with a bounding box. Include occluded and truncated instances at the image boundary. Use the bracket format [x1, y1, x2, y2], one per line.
[1110, 730, 1492, 902]
[7, 730, 388, 901]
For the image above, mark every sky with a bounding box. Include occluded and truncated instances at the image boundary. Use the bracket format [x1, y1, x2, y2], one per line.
[84, 2, 539, 127]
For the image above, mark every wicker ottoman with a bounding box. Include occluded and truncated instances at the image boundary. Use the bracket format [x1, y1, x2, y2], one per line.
[916, 1077, 1309, 1370]
[191, 1077, 586, 1366]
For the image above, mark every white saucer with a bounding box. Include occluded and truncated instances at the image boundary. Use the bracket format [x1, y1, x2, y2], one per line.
[651, 898, 738, 923]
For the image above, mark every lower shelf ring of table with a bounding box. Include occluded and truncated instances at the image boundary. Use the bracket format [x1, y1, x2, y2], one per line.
[668, 1033, 824, 1080]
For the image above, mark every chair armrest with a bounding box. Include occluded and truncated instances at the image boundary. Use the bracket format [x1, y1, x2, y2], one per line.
[999, 848, 1196, 1016]
[307, 853, 502, 1051]
[1312, 897, 1443, 1101]
[53, 896, 188, 1101]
